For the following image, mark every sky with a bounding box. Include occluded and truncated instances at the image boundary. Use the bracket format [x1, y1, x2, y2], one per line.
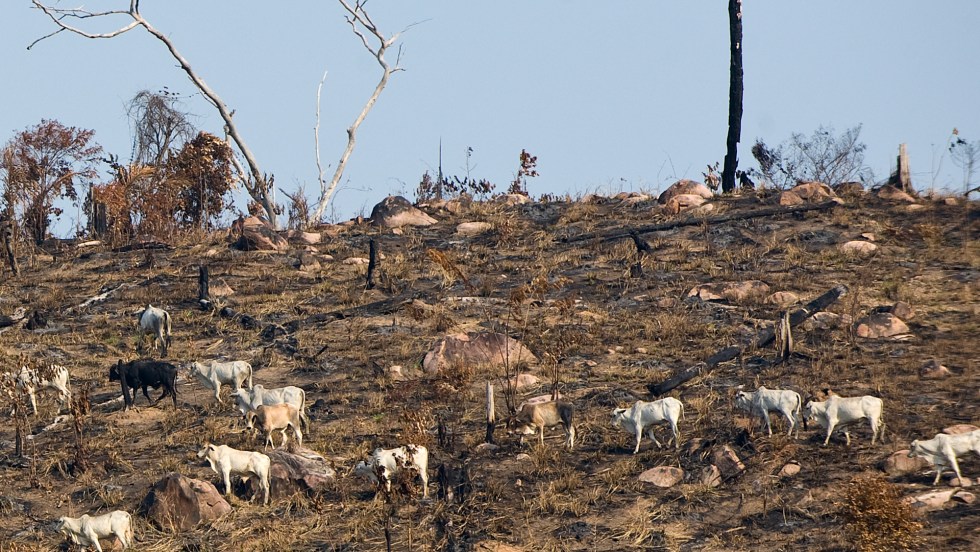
[1, 1, 979, 235]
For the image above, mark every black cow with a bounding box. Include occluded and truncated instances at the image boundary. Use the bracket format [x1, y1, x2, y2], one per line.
[109, 359, 178, 410]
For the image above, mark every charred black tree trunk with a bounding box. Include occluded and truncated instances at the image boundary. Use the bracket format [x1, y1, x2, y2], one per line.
[198, 265, 211, 305]
[722, 0, 743, 193]
[366, 238, 379, 290]
[1, 217, 19, 277]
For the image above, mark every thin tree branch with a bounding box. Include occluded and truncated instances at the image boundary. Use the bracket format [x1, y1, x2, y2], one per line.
[308, 0, 409, 224]
[29, 0, 279, 228]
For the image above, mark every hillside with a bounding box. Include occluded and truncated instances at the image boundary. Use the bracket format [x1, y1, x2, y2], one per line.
[0, 188, 978, 551]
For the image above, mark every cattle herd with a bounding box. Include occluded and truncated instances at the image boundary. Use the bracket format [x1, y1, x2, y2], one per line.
[3, 303, 978, 551]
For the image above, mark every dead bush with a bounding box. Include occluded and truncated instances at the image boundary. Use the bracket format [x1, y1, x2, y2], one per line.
[840, 474, 922, 552]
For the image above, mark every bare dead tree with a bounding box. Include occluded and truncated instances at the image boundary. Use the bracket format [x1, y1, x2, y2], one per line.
[308, 0, 409, 225]
[722, 0, 743, 193]
[29, 1, 280, 228]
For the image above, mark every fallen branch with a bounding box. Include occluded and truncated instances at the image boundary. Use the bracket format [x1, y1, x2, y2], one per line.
[647, 284, 848, 396]
[562, 199, 841, 244]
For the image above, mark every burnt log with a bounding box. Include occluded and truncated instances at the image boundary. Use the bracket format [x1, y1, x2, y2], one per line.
[648, 284, 847, 396]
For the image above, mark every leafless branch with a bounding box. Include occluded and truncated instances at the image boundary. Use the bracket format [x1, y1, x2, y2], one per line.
[29, 0, 280, 228]
[308, 0, 411, 224]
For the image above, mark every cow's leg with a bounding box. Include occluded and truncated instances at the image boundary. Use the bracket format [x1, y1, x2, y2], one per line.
[632, 422, 643, 454]
[222, 467, 233, 496]
[670, 420, 681, 449]
[762, 410, 773, 437]
[933, 463, 945, 485]
[213, 380, 222, 403]
[538, 424, 545, 447]
[823, 420, 836, 446]
[294, 426, 303, 448]
[870, 418, 881, 445]
[947, 448, 965, 483]
[843, 429, 852, 446]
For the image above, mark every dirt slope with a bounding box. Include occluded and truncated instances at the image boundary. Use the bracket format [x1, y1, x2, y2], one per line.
[0, 190, 977, 551]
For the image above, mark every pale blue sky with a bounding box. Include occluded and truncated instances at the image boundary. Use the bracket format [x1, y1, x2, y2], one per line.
[2, 1, 978, 234]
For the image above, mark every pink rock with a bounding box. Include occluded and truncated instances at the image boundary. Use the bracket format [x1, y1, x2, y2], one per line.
[840, 240, 878, 256]
[854, 312, 910, 339]
[422, 331, 537, 374]
[950, 477, 973, 487]
[881, 450, 930, 476]
[688, 281, 770, 304]
[370, 196, 438, 228]
[639, 466, 685, 488]
[877, 186, 917, 202]
[952, 491, 976, 505]
[711, 446, 745, 478]
[921, 360, 952, 379]
[790, 181, 837, 200]
[664, 194, 707, 215]
[905, 489, 955, 511]
[778, 190, 804, 206]
[456, 222, 493, 236]
[778, 462, 801, 477]
[658, 180, 713, 204]
[766, 291, 800, 307]
[700, 465, 722, 487]
[508, 373, 540, 390]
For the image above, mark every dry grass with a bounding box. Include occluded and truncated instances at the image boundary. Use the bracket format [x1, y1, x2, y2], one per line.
[0, 196, 977, 550]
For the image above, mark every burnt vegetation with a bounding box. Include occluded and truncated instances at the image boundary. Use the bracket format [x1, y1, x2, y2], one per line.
[0, 187, 977, 551]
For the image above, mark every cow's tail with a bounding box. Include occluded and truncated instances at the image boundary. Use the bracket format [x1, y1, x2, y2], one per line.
[299, 388, 311, 431]
[246, 363, 254, 389]
[164, 310, 173, 347]
[679, 401, 685, 421]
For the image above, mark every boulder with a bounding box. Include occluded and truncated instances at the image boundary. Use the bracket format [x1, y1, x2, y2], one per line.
[235, 222, 289, 252]
[495, 193, 532, 206]
[854, 312, 910, 339]
[688, 280, 771, 304]
[456, 222, 493, 236]
[664, 193, 707, 215]
[881, 450, 930, 476]
[265, 448, 336, 498]
[840, 240, 878, 256]
[508, 373, 540, 390]
[422, 331, 537, 374]
[293, 252, 321, 272]
[803, 311, 846, 331]
[833, 181, 865, 195]
[765, 291, 800, 307]
[778, 190, 804, 206]
[370, 196, 437, 228]
[658, 180, 713, 204]
[139, 473, 232, 531]
[711, 446, 745, 478]
[891, 301, 915, 321]
[286, 230, 321, 245]
[950, 477, 973, 487]
[952, 491, 976, 505]
[877, 185, 917, 202]
[790, 181, 837, 201]
[920, 360, 952, 379]
[475, 541, 525, 552]
[778, 462, 801, 478]
[699, 465, 722, 487]
[943, 424, 980, 435]
[638, 466, 685, 488]
[905, 489, 956, 512]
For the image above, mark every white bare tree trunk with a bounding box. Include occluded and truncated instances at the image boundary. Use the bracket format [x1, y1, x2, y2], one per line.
[307, 0, 405, 226]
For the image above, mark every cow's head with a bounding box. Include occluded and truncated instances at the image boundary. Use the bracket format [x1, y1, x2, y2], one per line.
[907, 441, 921, 458]
[197, 443, 216, 459]
[733, 391, 751, 411]
[610, 408, 628, 428]
[108, 360, 123, 382]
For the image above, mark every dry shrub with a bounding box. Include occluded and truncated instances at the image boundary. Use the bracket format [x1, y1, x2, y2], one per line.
[840, 474, 922, 552]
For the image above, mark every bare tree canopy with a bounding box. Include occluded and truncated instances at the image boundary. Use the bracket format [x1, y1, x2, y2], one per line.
[128, 88, 196, 168]
[307, 0, 409, 226]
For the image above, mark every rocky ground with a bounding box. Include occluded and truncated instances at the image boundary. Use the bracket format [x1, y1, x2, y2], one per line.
[0, 182, 977, 551]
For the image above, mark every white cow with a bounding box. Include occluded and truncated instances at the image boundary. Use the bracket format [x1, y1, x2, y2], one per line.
[354, 445, 429, 498]
[803, 395, 884, 446]
[246, 404, 303, 450]
[611, 397, 684, 453]
[138, 304, 172, 357]
[198, 443, 271, 504]
[232, 384, 309, 430]
[908, 430, 980, 485]
[13, 365, 72, 416]
[734, 386, 802, 438]
[56, 510, 133, 552]
[189, 360, 253, 404]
